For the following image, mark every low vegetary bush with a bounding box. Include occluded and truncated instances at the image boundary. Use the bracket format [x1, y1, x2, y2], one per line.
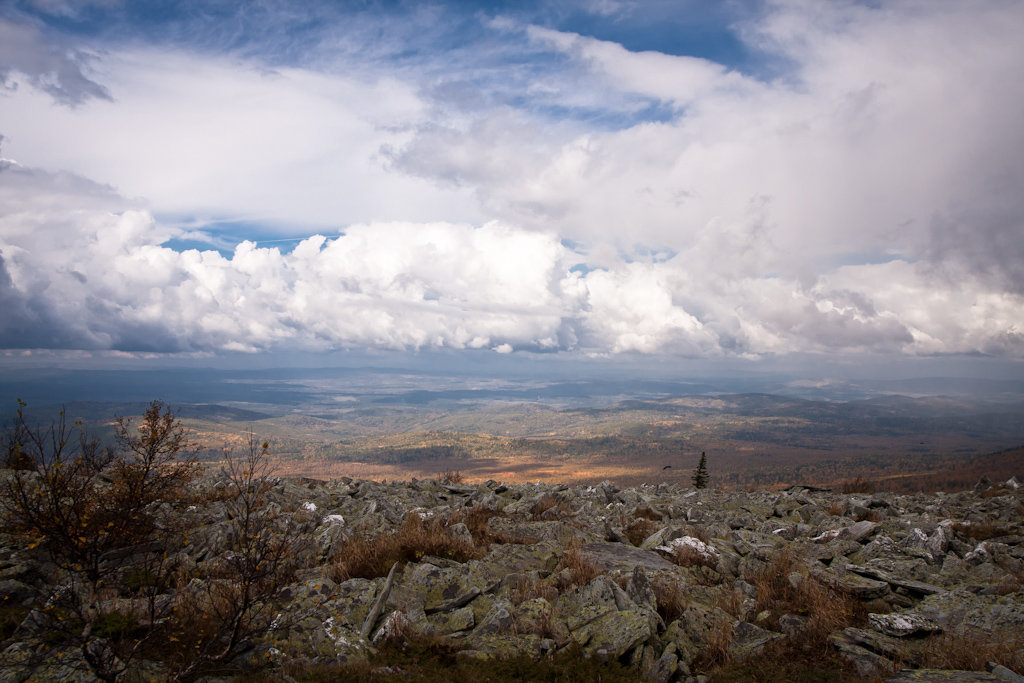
[0, 401, 307, 682]
[0, 400, 200, 681]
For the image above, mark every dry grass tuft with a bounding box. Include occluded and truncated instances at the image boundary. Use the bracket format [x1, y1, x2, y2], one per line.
[652, 575, 688, 625]
[979, 484, 1016, 499]
[669, 544, 718, 571]
[556, 538, 601, 589]
[748, 548, 798, 611]
[684, 524, 711, 544]
[694, 616, 734, 670]
[447, 506, 514, 547]
[715, 585, 745, 619]
[746, 548, 865, 644]
[508, 574, 558, 606]
[919, 629, 1024, 671]
[624, 518, 656, 547]
[529, 493, 574, 521]
[330, 512, 480, 581]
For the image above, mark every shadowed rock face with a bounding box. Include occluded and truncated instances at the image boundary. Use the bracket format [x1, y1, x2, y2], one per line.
[1, 474, 1023, 681]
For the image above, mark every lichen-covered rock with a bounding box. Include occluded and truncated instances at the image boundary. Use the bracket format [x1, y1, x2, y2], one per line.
[425, 604, 475, 634]
[728, 620, 784, 661]
[812, 564, 892, 600]
[391, 562, 496, 615]
[556, 575, 629, 631]
[662, 605, 736, 670]
[579, 542, 678, 574]
[829, 629, 897, 678]
[869, 612, 944, 637]
[908, 588, 1024, 634]
[578, 608, 652, 660]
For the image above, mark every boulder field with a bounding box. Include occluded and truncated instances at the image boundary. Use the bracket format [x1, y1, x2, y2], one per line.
[2, 474, 1023, 681]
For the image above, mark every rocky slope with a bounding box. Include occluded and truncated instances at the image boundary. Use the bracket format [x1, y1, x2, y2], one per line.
[2, 474, 1023, 681]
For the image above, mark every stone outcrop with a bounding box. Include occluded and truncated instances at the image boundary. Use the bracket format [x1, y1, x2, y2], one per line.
[1, 474, 1022, 681]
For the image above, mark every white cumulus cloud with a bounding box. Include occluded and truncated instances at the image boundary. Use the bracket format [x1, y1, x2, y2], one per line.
[1, 1, 1022, 360]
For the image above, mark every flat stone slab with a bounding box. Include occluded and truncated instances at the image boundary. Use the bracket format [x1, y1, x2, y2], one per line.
[812, 565, 891, 599]
[846, 564, 944, 595]
[581, 542, 679, 574]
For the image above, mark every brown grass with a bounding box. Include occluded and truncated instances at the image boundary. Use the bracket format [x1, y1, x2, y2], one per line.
[515, 605, 559, 640]
[652, 575, 688, 625]
[330, 513, 480, 581]
[919, 629, 1024, 671]
[529, 494, 574, 521]
[746, 548, 865, 643]
[624, 518, 656, 547]
[508, 574, 558, 606]
[556, 538, 601, 589]
[715, 585, 745, 619]
[698, 548, 876, 681]
[748, 548, 798, 611]
[694, 616, 734, 670]
[979, 484, 1017, 498]
[446, 506, 514, 547]
[669, 543, 718, 571]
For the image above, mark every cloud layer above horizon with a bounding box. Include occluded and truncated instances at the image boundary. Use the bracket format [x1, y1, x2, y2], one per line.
[1, 0, 1022, 360]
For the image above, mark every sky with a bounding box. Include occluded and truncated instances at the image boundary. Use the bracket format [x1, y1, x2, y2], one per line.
[1, 0, 1023, 376]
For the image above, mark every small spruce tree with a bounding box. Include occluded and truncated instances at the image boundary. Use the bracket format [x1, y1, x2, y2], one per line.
[692, 451, 709, 489]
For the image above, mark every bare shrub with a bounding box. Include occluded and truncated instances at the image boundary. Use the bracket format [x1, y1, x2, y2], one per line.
[440, 470, 464, 484]
[0, 400, 199, 682]
[165, 433, 310, 682]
